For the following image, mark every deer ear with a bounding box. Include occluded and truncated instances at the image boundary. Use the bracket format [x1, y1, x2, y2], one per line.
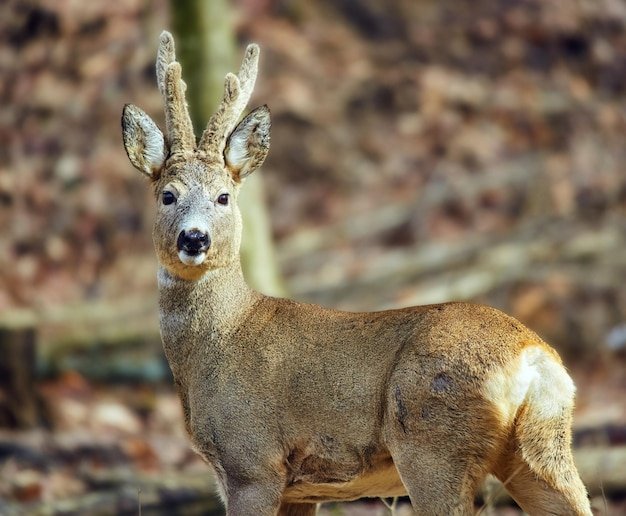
[121, 104, 166, 178]
[224, 105, 271, 181]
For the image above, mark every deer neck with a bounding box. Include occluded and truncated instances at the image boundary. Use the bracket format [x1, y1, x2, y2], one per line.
[157, 260, 261, 371]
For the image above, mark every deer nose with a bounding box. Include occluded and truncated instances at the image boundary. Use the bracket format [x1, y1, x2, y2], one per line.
[177, 229, 210, 255]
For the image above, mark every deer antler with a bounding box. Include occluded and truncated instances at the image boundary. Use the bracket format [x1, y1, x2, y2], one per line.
[198, 44, 260, 157]
[157, 31, 195, 154]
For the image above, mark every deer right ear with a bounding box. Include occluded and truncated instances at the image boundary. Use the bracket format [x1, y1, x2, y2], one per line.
[224, 105, 271, 181]
[121, 104, 166, 178]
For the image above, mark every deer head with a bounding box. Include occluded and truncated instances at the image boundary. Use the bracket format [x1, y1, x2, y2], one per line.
[121, 31, 270, 281]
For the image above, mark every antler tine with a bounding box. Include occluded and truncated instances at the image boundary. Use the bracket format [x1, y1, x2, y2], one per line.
[198, 44, 260, 156]
[156, 31, 175, 97]
[157, 31, 195, 154]
[232, 43, 260, 116]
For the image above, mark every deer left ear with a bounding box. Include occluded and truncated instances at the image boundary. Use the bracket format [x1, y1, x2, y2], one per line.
[224, 105, 271, 181]
[122, 104, 166, 178]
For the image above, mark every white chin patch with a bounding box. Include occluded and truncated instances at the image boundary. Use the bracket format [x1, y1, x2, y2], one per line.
[178, 250, 207, 266]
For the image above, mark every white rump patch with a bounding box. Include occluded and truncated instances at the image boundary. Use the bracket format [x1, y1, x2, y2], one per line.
[484, 346, 575, 424]
[523, 347, 575, 420]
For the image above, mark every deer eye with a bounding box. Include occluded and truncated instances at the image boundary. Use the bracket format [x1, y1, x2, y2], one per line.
[217, 193, 229, 206]
[162, 191, 176, 205]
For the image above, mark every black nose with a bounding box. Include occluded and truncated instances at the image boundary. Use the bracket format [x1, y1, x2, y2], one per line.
[177, 229, 210, 255]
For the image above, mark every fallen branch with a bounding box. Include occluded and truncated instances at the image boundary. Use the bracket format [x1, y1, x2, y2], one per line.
[20, 469, 222, 516]
[278, 155, 543, 262]
[287, 220, 625, 308]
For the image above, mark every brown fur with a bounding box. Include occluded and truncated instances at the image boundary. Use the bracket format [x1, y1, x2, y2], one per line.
[121, 32, 592, 515]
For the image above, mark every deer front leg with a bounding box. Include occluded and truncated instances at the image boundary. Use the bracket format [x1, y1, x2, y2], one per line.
[225, 479, 284, 516]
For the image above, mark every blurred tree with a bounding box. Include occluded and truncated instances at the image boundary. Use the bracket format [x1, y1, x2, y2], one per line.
[0, 320, 40, 429]
[171, 0, 286, 296]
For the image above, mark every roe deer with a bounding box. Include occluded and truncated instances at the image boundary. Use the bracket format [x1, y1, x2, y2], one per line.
[121, 31, 592, 515]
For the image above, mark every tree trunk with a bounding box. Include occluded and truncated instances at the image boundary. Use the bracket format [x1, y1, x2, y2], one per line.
[171, 0, 286, 296]
[0, 320, 40, 428]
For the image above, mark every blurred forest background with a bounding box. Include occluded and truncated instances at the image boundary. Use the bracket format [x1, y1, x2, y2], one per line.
[1, 0, 625, 514]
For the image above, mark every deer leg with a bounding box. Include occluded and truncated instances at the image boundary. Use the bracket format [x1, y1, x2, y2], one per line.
[387, 442, 480, 515]
[384, 374, 500, 514]
[225, 480, 283, 516]
[277, 502, 318, 515]
[488, 374, 592, 516]
[492, 436, 592, 515]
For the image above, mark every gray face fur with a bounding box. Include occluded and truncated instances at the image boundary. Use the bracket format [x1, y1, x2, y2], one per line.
[121, 32, 270, 281]
[151, 160, 243, 281]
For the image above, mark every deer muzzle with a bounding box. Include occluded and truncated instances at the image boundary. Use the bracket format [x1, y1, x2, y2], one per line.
[177, 229, 210, 265]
